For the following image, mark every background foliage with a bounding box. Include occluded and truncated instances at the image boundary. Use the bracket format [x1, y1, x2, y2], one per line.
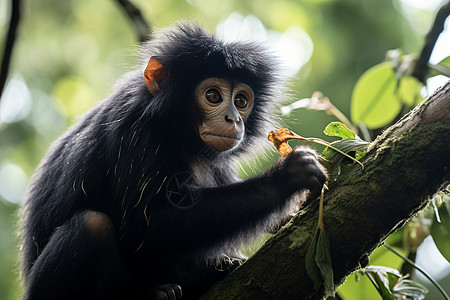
[0, 0, 448, 299]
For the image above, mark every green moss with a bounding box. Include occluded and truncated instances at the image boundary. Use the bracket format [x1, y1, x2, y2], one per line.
[288, 226, 311, 250]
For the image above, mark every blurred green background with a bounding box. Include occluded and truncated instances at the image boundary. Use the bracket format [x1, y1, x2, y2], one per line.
[0, 0, 449, 299]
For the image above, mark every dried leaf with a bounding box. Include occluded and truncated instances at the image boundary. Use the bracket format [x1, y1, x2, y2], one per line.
[268, 128, 332, 157]
[268, 128, 299, 156]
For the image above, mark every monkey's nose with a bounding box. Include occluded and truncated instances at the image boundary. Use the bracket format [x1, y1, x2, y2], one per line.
[225, 111, 241, 124]
[225, 115, 235, 123]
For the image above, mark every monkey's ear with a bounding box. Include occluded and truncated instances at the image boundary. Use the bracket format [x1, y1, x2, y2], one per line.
[144, 57, 168, 96]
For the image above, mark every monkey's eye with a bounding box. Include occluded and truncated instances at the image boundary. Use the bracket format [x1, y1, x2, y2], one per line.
[205, 89, 222, 104]
[234, 94, 248, 109]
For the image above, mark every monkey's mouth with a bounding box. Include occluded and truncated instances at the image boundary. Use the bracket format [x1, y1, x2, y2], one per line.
[201, 133, 242, 151]
[207, 133, 239, 140]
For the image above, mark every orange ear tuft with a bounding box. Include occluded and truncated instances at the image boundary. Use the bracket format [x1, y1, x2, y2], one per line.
[144, 57, 168, 96]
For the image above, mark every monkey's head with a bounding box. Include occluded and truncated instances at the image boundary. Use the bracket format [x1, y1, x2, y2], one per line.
[141, 22, 283, 156]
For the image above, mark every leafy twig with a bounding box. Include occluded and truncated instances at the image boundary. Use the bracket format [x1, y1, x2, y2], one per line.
[268, 128, 365, 169]
[384, 243, 450, 300]
[0, 0, 21, 100]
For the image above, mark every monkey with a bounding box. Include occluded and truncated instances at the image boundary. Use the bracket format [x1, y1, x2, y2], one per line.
[20, 22, 327, 300]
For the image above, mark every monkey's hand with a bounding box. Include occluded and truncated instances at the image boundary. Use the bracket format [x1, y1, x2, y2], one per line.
[277, 146, 328, 199]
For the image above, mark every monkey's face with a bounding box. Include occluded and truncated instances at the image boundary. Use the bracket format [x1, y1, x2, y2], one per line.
[195, 78, 254, 152]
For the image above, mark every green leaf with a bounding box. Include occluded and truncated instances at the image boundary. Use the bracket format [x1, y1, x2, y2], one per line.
[305, 228, 335, 296]
[322, 138, 370, 174]
[323, 122, 356, 139]
[399, 76, 424, 106]
[322, 139, 369, 160]
[351, 62, 402, 129]
[316, 229, 335, 297]
[431, 201, 450, 262]
[306, 229, 322, 289]
[321, 122, 369, 176]
[355, 150, 367, 160]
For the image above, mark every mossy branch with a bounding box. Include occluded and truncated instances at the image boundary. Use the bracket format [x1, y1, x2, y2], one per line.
[200, 81, 450, 299]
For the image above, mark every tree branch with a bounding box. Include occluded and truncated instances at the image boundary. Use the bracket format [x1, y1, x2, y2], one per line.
[200, 81, 450, 299]
[412, 0, 450, 83]
[115, 0, 151, 42]
[0, 0, 21, 100]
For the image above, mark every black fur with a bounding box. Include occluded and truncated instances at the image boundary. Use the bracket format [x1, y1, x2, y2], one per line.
[20, 23, 327, 300]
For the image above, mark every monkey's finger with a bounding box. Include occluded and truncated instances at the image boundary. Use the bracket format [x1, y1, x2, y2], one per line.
[307, 177, 326, 199]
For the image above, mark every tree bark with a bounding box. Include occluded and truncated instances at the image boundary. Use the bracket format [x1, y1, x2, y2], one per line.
[200, 81, 450, 300]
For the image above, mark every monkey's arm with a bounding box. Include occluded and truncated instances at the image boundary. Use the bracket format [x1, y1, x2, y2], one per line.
[150, 147, 327, 250]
